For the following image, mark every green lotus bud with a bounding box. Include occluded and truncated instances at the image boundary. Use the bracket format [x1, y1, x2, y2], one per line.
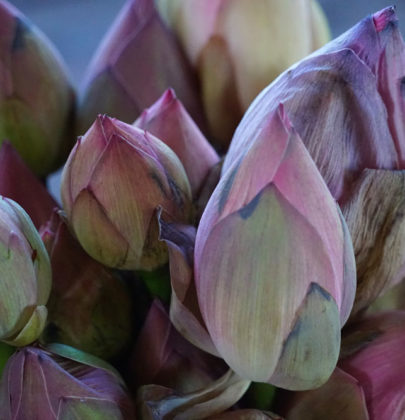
[0, 1, 75, 176]
[0, 196, 51, 346]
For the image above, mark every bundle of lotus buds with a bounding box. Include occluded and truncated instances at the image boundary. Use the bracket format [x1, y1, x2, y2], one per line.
[0, 0, 405, 418]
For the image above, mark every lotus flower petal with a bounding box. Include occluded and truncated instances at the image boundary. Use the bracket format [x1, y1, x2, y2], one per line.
[342, 169, 405, 316]
[137, 369, 250, 420]
[135, 89, 219, 195]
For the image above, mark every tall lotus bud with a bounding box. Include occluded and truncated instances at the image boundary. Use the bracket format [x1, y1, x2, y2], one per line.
[157, 0, 330, 148]
[0, 197, 51, 347]
[283, 311, 405, 419]
[40, 211, 132, 360]
[0, 1, 75, 176]
[224, 8, 403, 203]
[132, 299, 226, 393]
[79, 0, 203, 134]
[0, 344, 135, 419]
[194, 106, 356, 390]
[135, 89, 219, 196]
[61, 115, 192, 270]
[0, 142, 57, 228]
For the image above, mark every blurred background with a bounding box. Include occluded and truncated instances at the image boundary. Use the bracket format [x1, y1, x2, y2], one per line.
[6, 0, 405, 199]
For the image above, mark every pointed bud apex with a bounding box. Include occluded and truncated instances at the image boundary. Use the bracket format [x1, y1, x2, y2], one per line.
[39, 211, 132, 359]
[80, 0, 204, 134]
[0, 344, 135, 419]
[0, 1, 75, 176]
[135, 89, 219, 196]
[224, 8, 403, 203]
[61, 115, 192, 270]
[0, 197, 51, 346]
[194, 107, 356, 389]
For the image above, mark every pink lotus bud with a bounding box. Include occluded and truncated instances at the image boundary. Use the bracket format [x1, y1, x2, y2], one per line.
[137, 369, 250, 419]
[0, 197, 51, 347]
[39, 211, 132, 360]
[0, 1, 75, 176]
[0, 344, 135, 419]
[135, 89, 219, 196]
[79, 0, 204, 134]
[224, 8, 404, 203]
[0, 142, 57, 228]
[157, 0, 330, 148]
[283, 311, 405, 419]
[319, 7, 405, 167]
[132, 299, 226, 393]
[192, 106, 356, 390]
[61, 115, 192, 270]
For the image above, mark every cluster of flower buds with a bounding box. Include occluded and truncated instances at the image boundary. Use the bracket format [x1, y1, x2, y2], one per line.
[0, 0, 405, 418]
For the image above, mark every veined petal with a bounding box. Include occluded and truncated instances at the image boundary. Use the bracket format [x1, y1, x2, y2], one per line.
[197, 185, 338, 386]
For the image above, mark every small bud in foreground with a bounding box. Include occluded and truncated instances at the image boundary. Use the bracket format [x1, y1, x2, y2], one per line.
[79, 0, 203, 134]
[157, 0, 330, 148]
[0, 197, 51, 346]
[40, 211, 132, 360]
[0, 344, 135, 419]
[194, 106, 356, 389]
[61, 115, 192, 270]
[0, 0, 75, 176]
[135, 89, 219, 196]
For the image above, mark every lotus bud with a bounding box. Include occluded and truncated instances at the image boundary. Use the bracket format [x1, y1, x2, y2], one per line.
[79, 0, 204, 134]
[0, 343, 135, 419]
[224, 8, 404, 203]
[341, 169, 405, 317]
[132, 299, 226, 393]
[157, 0, 330, 148]
[320, 6, 405, 166]
[283, 311, 405, 419]
[61, 115, 192, 270]
[39, 211, 132, 360]
[137, 369, 250, 419]
[193, 106, 356, 390]
[0, 197, 51, 347]
[0, 142, 57, 228]
[0, 1, 75, 176]
[134, 89, 219, 196]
